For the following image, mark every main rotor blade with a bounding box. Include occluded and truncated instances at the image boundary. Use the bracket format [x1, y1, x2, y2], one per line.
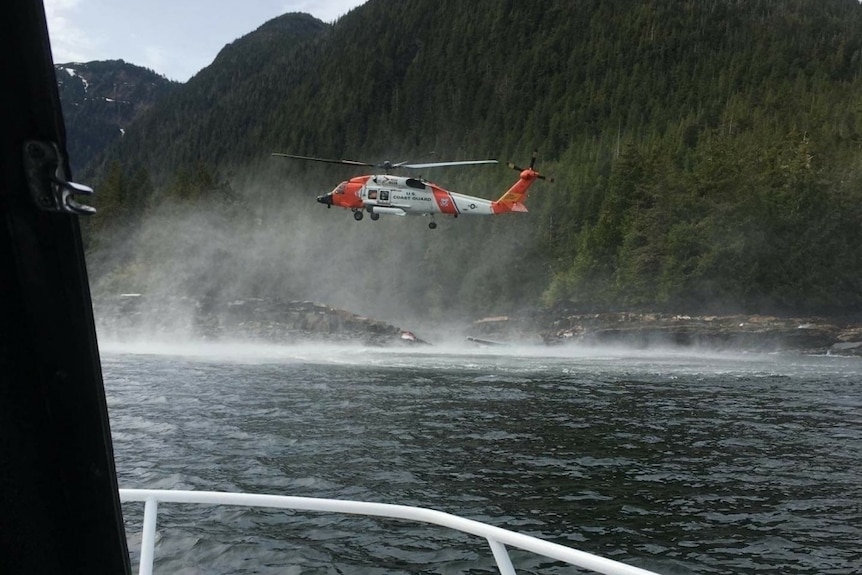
[271, 153, 375, 167]
[272, 154, 498, 171]
[401, 160, 498, 169]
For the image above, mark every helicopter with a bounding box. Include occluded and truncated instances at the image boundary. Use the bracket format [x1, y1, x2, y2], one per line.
[271, 152, 551, 229]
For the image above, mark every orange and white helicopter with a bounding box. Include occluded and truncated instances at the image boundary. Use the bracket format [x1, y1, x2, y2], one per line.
[271, 152, 551, 229]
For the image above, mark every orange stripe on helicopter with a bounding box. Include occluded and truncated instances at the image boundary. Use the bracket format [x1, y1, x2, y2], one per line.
[432, 188, 459, 215]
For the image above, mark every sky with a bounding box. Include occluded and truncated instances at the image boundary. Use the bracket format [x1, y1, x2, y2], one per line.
[45, 0, 368, 82]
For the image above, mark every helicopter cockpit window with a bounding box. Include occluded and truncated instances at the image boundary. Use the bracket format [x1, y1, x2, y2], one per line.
[335, 182, 347, 194]
[368, 189, 378, 200]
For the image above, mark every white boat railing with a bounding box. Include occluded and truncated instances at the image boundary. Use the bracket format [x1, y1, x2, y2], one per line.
[119, 488, 661, 575]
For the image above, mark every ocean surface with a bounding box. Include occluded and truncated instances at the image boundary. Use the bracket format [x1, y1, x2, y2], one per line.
[100, 340, 862, 574]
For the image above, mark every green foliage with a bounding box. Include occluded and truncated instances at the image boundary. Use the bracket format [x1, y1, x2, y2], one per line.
[83, 0, 862, 319]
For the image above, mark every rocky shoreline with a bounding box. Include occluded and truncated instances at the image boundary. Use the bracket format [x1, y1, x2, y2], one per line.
[468, 311, 862, 356]
[94, 295, 862, 356]
[94, 295, 430, 347]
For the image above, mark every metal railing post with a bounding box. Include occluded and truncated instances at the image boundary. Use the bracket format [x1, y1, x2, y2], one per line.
[488, 538, 517, 575]
[139, 496, 159, 575]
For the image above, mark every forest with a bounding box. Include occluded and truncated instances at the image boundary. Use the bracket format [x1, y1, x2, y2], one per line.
[81, 0, 862, 326]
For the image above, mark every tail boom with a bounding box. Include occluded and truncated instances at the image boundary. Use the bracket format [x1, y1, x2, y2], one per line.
[492, 169, 539, 214]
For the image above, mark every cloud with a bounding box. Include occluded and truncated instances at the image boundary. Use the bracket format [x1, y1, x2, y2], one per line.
[44, 0, 99, 63]
[285, 0, 364, 22]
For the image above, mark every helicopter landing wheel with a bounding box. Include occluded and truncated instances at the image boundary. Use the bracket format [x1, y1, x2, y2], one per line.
[370, 212, 380, 221]
[428, 221, 437, 230]
[353, 210, 364, 221]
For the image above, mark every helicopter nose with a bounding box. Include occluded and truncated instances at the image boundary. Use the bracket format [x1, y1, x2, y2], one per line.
[317, 194, 332, 207]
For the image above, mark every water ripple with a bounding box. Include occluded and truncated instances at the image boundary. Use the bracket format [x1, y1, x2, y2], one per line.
[102, 347, 862, 574]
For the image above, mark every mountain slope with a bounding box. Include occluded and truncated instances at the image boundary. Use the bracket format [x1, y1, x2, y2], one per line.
[86, 12, 329, 177]
[84, 0, 862, 320]
[55, 60, 177, 174]
[103, 0, 862, 170]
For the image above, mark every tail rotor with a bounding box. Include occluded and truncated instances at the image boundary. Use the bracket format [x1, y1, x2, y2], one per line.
[507, 151, 553, 182]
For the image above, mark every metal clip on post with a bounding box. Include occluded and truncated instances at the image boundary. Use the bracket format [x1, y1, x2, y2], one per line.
[23, 140, 96, 216]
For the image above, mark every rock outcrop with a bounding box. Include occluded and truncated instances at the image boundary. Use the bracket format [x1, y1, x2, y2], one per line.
[95, 294, 862, 355]
[94, 295, 429, 346]
[467, 312, 862, 356]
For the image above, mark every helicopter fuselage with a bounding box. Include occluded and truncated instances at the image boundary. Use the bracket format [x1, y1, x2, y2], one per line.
[317, 173, 532, 219]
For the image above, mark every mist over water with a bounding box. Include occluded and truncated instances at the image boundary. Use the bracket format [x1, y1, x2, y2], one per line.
[88, 168, 533, 333]
[97, 337, 832, 370]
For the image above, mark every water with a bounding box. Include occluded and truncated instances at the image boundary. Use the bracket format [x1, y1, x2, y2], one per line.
[101, 341, 862, 574]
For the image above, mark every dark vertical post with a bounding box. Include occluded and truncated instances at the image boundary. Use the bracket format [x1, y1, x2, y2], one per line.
[0, 1, 131, 573]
